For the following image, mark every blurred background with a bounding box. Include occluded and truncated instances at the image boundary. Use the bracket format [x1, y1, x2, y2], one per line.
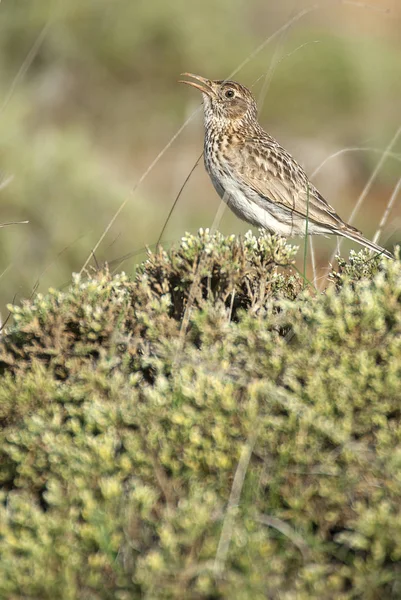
[0, 0, 400, 312]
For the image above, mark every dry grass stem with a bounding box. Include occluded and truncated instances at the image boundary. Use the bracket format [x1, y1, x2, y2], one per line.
[80, 109, 201, 274]
[214, 426, 259, 576]
[256, 513, 311, 560]
[373, 176, 401, 245]
[331, 124, 401, 263]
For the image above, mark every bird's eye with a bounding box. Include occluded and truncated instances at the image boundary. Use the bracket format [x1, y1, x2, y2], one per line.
[225, 89, 235, 98]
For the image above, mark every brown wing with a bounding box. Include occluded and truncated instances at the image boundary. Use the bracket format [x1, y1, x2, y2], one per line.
[225, 132, 359, 233]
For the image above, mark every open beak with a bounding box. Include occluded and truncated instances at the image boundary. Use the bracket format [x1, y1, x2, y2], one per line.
[178, 73, 215, 97]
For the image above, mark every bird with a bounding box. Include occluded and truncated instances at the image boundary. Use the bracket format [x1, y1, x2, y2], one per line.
[179, 73, 392, 258]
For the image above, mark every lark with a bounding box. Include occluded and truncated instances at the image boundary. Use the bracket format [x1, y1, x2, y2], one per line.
[180, 73, 392, 258]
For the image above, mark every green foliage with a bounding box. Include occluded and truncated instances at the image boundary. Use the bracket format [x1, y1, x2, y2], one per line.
[0, 230, 401, 599]
[329, 248, 390, 288]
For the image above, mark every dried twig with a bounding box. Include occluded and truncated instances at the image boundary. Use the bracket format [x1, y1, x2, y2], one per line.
[256, 513, 310, 561]
[214, 426, 259, 576]
[0, 220, 28, 228]
[373, 176, 401, 245]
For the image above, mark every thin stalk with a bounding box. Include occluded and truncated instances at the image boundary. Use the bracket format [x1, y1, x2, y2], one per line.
[373, 176, 401, 245]
[303, 184, 310, 289]
[309, 237, 317, 285]
[156, 153, 202, 248]
[79, 109, 201, 274]
[292, 264, 318, 292]
[330, 124, 401, 265]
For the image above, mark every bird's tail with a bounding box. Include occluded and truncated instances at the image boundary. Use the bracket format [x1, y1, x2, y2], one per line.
[339, 229, 393, 259]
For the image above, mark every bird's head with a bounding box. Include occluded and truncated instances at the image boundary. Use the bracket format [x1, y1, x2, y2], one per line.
[179, 73, 258, 129]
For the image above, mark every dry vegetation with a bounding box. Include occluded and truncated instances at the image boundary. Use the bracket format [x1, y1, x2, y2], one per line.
[1, 231, 401, 599]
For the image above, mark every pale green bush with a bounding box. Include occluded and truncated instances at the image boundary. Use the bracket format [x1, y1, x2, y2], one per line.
[0, 231, 400, 599]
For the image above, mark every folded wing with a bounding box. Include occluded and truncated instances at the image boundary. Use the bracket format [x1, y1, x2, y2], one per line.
[226, 133, 360, 235]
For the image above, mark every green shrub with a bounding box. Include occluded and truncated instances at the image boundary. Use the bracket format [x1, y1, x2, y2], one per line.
[0, 230, 400, 600]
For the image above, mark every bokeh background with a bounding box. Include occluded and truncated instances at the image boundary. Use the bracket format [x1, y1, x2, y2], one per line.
[0, 0, 400, 312]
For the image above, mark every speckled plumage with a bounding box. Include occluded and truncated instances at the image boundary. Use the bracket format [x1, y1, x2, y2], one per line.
[180, 73, 392, 258]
